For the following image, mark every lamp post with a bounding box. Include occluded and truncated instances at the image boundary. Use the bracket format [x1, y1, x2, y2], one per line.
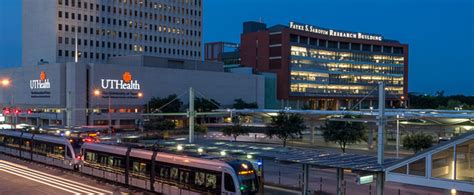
[1, 78, 15, 128]
[94, 89, 112, 134]
[93, 90, 144, 134]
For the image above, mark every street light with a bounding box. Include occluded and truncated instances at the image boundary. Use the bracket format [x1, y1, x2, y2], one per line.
[93, 89, 112, 134]
[1, 78, 15, 128]
[93, 89, 101, 96]
[137, 92, 143, 98]
[1, 79, 10, 87]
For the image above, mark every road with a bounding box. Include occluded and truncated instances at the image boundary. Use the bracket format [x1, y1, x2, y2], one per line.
[0, 154, 132, 195]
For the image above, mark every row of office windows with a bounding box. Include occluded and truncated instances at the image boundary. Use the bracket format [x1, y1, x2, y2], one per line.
[290, 71, 404, 86]
[291, 59, 404, 75]
[58, 0, 202, 17]
[291, 46, 405, 65]
[58, 47, 201, 59]
[289, 34, 404, 54]
[290, 83, 403, 95]
[57, 11, 201, 37]
[57, 24, 201, 47]
[57, 31, 200, 47]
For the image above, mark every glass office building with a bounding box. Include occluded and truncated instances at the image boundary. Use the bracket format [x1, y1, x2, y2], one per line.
[240, 21, 408, 110]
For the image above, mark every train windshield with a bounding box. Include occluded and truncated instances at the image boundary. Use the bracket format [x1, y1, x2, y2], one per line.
[229, 161, 259, 194]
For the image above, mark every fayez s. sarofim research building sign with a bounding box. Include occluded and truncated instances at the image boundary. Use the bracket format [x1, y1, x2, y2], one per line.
[289, 21, 383, 41]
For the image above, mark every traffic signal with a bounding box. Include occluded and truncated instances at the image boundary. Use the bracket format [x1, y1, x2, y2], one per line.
[27, 109, 32, 114]
[2, 108, 10, 115]
[14, 109, 21, 115]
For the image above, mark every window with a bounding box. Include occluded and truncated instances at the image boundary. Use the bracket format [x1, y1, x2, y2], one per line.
[224, 173, 236, 192]
[390, 165, 407, 174]
[408, 158, 426, 176]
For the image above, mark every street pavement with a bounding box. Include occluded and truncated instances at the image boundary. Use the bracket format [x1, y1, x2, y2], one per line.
[0, 154, 138, 195]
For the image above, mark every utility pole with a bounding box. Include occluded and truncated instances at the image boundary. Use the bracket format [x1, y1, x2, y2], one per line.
[376, 82, 385, 195]
[188, 87, 195, 144]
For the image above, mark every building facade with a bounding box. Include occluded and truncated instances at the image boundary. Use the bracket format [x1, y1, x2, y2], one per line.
[0, 56, 265, 128]
[23, 0, 203, 66]
[240, 21, 408, 110]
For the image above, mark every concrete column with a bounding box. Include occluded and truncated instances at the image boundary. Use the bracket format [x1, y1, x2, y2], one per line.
[310, 126, 315, 144]
[376, 172, 384, 195]
[336, 168, 344, 195]
[302, 164, 309, 195]
[323, 100, 328, 110]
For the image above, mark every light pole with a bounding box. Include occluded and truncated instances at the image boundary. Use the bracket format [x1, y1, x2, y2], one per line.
[93, 90, 144, 134]
[1, 78, 14, 128]
[93, 89, 112, 134]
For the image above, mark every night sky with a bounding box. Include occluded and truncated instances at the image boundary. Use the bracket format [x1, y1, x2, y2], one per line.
[1, 0, 473, 95]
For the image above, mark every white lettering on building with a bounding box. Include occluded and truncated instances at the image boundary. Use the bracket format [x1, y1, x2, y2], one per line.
[289, 21, 383, 41]
[30, 79, 51, 89]
[101, 79, 141, 90]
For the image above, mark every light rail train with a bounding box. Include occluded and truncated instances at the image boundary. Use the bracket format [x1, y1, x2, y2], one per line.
[0, 129, 259, 194]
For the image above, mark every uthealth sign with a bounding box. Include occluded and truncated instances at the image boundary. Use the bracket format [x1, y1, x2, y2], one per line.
[30, 71, 51, 89]
[101, 71, 140, 90]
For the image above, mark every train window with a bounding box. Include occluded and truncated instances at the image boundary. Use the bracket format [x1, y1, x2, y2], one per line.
[179, 169, 190, 184]
[195, 172, 206, 186]
[159, 166, 169, 179]
[132, 161, 148, 176]
[85, 151, 97, 162]
[206, 173, 217, 189]
[170, 167, 179, 180]
[22, 140, 31, 150]
[224, 173, 236, 192]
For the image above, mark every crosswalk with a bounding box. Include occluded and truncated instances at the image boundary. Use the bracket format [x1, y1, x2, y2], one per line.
[0, 160, 113, 195]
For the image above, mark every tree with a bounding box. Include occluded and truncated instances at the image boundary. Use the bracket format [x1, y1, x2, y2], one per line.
[320, 115, 367, 153]
[403, 133, 433, 153]
[147, 94, 183, 113]
[222, 116, 250, 141]
[266, 112, 306, 147]
[194, 124, 208, 134]
[144, 119, 176, 131]
[232, 99, 258, 109]
[195, 97, 220, 112]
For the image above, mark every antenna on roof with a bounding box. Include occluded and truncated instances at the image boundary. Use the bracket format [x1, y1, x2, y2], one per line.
[75, 30, 78, 63]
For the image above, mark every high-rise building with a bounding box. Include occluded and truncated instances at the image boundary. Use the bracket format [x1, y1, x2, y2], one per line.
[240, 21, 408, 110]
[22, 0, 203, 66]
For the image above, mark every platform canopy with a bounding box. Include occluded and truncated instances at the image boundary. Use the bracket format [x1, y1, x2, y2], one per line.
[385, 131, 474, 192]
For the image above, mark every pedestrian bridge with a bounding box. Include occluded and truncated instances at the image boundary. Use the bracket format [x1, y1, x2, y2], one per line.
[385, 130, 474, 193]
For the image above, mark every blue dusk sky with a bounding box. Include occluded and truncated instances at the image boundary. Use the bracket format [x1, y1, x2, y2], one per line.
[1, 0, 473, 95]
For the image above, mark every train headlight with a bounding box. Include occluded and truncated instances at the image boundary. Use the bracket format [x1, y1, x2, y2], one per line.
[65, 130, 71, 136]
[246, 154, 252, 159]
[177, 144, 184, 151]
[220, 151, 226, 156]
[197, 148, 204, 153]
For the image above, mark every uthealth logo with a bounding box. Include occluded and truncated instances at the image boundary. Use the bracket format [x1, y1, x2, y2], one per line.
[101, 71, 140, 90]
[30, 71, 51, 89]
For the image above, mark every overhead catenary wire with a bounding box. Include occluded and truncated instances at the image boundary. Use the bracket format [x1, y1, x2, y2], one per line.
[153, 89, 188, 113]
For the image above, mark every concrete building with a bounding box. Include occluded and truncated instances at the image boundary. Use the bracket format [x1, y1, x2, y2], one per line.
[23, 0, 203, 66]
[0, 56, 265, 128]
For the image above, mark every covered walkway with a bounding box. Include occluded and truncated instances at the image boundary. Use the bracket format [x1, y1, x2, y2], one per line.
[386, 131, 474, 193]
